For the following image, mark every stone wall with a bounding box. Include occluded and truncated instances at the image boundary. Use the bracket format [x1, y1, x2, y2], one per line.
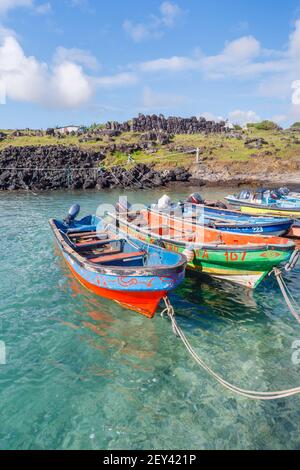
[106, 114, 228, 134]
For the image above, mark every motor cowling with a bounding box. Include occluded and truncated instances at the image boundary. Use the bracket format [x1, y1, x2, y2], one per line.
[186, 193, 204, 205]
[278, 187, 290, 197]
[115, 198, 132, 214]
[64, 204, 80, 225]
[157, 195, 172, 210]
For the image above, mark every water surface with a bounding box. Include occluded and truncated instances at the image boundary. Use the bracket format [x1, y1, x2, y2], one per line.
[0, 187, 300, 450]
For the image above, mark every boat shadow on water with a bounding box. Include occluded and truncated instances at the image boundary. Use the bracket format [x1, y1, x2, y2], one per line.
[173, 266, 300, 327]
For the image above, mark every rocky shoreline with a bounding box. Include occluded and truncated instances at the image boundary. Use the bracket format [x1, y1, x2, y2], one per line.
[0, 145, 191, 191]
[0, 144, 299, 191]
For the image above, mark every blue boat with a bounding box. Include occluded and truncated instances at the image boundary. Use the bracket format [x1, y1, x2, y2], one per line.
[199, 205, 293, 236]
[49, 205, 186, 318]
[225, 189, 300, 212]
[151, 194, 294, 236]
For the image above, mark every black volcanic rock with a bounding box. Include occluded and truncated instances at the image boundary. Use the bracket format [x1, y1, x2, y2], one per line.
[0, 145, 105, 190]
[106, 114, 228, 135]
[0, 145, 191, 191]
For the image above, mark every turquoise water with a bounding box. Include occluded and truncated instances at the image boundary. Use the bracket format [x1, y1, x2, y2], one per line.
[0, 187, 300, 450]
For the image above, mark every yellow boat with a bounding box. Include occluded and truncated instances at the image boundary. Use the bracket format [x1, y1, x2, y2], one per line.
[240, 205, 300, 217]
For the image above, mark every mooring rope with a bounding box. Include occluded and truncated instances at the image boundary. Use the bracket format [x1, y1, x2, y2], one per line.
[273, 268, 300, 324]
[162, 296, 300, 400]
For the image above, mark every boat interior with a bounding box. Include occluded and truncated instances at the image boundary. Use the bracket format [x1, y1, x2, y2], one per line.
[120, 209, 293, 247]
[54, 216, 181, 268]
[54, 216, 147, 267]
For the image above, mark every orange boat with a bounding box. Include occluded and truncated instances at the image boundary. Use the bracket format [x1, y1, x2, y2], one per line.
[111, 208, 297, 289]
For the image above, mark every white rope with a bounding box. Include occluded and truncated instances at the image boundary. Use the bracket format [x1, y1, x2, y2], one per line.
[273, 268, 300, 324]
[162, 297, 300, 400]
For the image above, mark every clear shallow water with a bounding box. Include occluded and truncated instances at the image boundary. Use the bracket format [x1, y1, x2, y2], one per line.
[0, 187, 300, 450]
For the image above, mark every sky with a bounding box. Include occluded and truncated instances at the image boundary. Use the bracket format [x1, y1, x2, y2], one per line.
[1, 0, 300, 128]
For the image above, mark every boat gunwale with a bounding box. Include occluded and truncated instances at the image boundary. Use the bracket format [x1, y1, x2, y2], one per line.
[49, 218, 186, 277]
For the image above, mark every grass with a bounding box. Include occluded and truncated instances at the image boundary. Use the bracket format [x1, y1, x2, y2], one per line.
[1, 127, 300, 169]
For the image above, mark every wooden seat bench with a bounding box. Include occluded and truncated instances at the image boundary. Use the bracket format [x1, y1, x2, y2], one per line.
[75, 238, 122, 252]
[90, 250, 146, 264]
[68, 230, 97, 238]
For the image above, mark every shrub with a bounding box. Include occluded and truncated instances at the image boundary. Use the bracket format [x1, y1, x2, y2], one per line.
[247, 120, 279, 131]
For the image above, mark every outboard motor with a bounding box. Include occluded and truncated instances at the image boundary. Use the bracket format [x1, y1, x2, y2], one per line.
[238, 190, 251, 200]
[64, 204, 80, 225]
[186, 193, 205, 205]
[157, 195, 172, 211]
[270, 189, 280, 200]
[115, 197, 132, 214]
[278, 187, 290, 197]
[215, 200, 228, 209]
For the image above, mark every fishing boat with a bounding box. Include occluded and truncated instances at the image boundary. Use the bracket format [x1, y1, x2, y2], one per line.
[225, 189, 300, 217]
[150, 194, 293, 236]
[49, 205, 186, 318]
[166, 193, 294, 236]
[110, 207, 298, 289]
[199, 206, 292, 235]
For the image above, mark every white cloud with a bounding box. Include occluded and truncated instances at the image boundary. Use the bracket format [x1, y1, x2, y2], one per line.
[95, 72, 138, 88]
[54, 46, 100, 70]
[200, 112, 225, 122]
[142, 86, 185, 108]
[0, 32, 137, 108]
[137, 32, 291, 81]
[292, 80, 300, 105]
[0, 1, 52, 16]
[123, 20, 159, 42]
[35, 2, 51, 15]
[138, 36, 270, 78]
[123, 2, 183, 42]
[201, 36, 262, 78]
[160, 1, 182, 27]
[228, 110, 261, 126]
[0, 0, 33, 15]
[0, 35, 91, 107]
[51, 62, 92, 107]
[139, 55, 198, 73]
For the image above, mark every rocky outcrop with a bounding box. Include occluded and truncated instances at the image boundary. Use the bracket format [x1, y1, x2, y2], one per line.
[139, 131, 172, 146]
[95, 164, 190, 189]
[0, 145, 191, 190]
[0, 145, 105, 191]
[244, 137, 268, 149]
[106, 114, 229, 134]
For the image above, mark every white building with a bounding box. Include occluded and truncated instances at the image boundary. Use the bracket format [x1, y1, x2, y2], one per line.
[55, 125, 83, 134]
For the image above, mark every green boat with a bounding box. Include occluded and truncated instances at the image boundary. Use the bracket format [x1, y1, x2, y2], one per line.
[109, 208, 298, 289]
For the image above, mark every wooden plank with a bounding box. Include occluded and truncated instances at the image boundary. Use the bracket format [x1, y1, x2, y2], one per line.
[76, 237, 118, 247]
[90, 250, 145, 264]
[67, 231, 97, 238]
[86, 248, 122, 259]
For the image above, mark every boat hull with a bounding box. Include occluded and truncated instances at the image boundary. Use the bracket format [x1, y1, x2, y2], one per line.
[115, 211, 295, 289]
[201, 206, 293, 236]
[205, 221, 290, 236]
[66, 256, 166, 318]
[183, 204, 293, 235]
[240, 205, 300, 217]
